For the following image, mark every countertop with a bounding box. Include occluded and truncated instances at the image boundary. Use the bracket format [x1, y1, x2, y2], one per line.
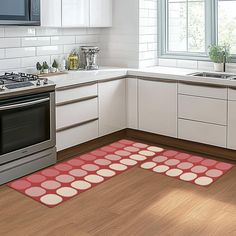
[49, 66, 236, 89]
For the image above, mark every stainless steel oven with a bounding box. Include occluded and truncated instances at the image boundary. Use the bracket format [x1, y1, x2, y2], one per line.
[0, 91, 56, 165]
[0, 0, 40, 26]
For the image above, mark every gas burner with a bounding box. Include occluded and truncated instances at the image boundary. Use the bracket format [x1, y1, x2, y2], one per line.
[1, 72, 39, 83]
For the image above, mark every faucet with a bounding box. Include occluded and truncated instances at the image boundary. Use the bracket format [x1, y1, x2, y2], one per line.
[222, 48, 227, 72]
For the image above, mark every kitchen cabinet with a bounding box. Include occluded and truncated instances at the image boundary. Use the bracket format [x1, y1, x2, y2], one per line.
[62, 0, 89, 27]
[98, 79, 126, 136]
[90, 0, 112, 27]
[227, 88, 236, 150]
[41, 0, 62, 27]
[138, 78, 178, 138]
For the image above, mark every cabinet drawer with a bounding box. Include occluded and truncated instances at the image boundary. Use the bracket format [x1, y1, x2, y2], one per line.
[228, 88, 236, 101]
[178, 119, 226, 148]
[178, 83, 227, 99]
[56, 120, 98, 151]
[56, 98, 98, 130]
[56, 83, 97, 104]
[178, 95, 227, 125]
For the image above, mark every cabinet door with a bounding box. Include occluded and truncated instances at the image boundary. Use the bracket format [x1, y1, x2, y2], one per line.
[98, 79, 126, 136]
[138, 79, 177, 137]
[41, 0, 62, 27]
[227, 101, 236, 150]
[62, 0, 89, 27]
[90, 0, 112, 27]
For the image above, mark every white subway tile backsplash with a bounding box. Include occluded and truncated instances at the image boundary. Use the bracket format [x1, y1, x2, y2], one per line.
[6, 47, 36, 58]
[51, 36, 76, 45]
[37, 45, 64, 56]
[0, 28, 4, 37]
[21, 37, 51, 47]
[36, 28, 62, 36]
[21, 56, 51, 68]
[5, 27, 36, 37]
[0, 49, 4, 59]
[0, 58, 21, 70]
[0, 38, 21, 48]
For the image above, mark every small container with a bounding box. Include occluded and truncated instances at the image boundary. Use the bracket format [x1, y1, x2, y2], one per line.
[68, 51, 79, 70]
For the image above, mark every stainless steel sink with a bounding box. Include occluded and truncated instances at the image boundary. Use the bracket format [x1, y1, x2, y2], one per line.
[189, 72, 236, 80]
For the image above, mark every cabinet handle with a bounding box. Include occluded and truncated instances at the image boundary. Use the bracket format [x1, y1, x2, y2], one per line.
[56, 95, 98, 107]
[98, 76, 126, 83]
[56, 81, 97, 91]
[179, 81, 227, 88]
[140, 77, 177, 83]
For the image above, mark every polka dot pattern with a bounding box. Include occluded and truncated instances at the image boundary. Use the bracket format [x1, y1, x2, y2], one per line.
[8, 139, 234, 207]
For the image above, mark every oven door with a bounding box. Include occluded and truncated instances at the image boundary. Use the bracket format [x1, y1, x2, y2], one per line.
[0, 92, 56, 165]
[0, 0, 40, 25]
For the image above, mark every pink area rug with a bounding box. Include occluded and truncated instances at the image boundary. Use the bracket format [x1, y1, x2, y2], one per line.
[8, 139, 160, 207]
[140, 150, 233, 187]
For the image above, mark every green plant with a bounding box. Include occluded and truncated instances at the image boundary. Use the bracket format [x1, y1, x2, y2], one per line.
[36, 62, 42, 71]
[208, 45, 231, 63]
[52, 59, 58, 68]
[42, 61, 49, 70]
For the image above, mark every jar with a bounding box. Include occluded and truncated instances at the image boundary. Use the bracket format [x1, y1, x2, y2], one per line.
[68, 51, 79, 70]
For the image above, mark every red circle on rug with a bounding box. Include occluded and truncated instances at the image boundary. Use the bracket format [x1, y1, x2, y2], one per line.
[215, 162, 233, 171]
[177, 162, 193, 170]
[69, 169, 88, 177]
[191, 165, 208, 174]
[187, 156, 204, 163]
[201, 159, 217, 167]
[10, 180, 31, 190]
[110, 142, 126, 148]
[124, 146, 140, 153]
[41, 169, 60, 177]
[163, 150, 178, 157]
[55, 164, 73, 172]
[175, 153, 191, 160]
[56, 174, 75, 183]
[115, 150, 131, 157]
[94, 159, 112, 166]
[132, 143, 148, 148]
[41, 180, 61, 190]
[206, 169, 223, 178]
[119, 139, 134, 145]
[152, 156, 168, 163]
[27, 174, 46, 183]
[165, 159, 180, 166]
[90, 150, 107, 157]
[81, 164, 100, 171]
[105, 154, 122, 161]
[67, 159, 85, 167]
[100, 146, 117, 152]
[80, 154, 97, 161]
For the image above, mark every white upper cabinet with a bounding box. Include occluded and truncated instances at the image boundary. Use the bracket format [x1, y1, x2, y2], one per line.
[90, 0, 112, 27]
[62, 0, 89, 27]
[41, 0, 62, 27]
[138, 79, 178, 138]
[41, 0, 112, 28]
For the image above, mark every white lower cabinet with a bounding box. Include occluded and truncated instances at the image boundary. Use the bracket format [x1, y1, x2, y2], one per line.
[57, 120, 98, 151]
[227, 89, 236, 150]
[138, 79, 178, 137]
[178, 119, 227, 148]
[98, 79, 126, 136]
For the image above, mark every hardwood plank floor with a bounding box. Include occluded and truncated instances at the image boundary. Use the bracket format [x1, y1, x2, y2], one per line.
[0, 139, 236, 236]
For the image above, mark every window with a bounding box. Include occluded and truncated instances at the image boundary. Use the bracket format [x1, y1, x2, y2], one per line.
[160, 0, 236, 58]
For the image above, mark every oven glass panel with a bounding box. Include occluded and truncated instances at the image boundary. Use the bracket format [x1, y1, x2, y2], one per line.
[0, 0, 29, 21]
[0, 96, 50, 155]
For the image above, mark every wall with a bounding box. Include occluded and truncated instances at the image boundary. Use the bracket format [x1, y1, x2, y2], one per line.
[0, 27, 101, 73]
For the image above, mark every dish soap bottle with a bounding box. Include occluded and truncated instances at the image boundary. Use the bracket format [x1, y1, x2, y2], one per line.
[68, 50, 79, 70]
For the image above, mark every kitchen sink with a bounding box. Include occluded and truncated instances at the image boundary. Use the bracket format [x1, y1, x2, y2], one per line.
[189, 72, 236, 80]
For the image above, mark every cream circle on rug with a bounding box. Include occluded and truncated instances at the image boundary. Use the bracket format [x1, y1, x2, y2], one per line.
[115, 150, 131, 157]
[25, 187, 46, 197]
[69, 169, 88, 177]
[153, 165, 170, 173]
[152, 156, 168, 163]
[166, 169, 183, 177]
[97, 169, 116, 177]
[94, 159, 112, 166]
[124, 146, 140, 153]
[138, 150, 156, 157]
[40, 194, 63, 206]
[56, 187, 78, 197]
[55, 174, 75, 183]
[205, 169, 223, 178]
[41, 180, 61, 190]
[177, 162, 194, 170]
[180, 172, 198, 181]
[84, 174, 104, 183]
[120, 159, 138, 166]
[105, 154, 122, 161]
[109, 163, 128, 171]
[81, 164, 100, 172]
[130, 154, 147, 161]
[141, 162, 157, 169]
[132, 143, 148, 148]
[147, 146, 164, 153]
[195, 176, 213, 186]
[164, 159, 180, 166]
[191, 165, 208, 174]
[71, 180, 91, 190]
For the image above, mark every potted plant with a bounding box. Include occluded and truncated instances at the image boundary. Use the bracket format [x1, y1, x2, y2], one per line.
[36, 62, 42, 74]
[208, 45, 231, 72]
[51, 59, 59, 73]
[42, 61, 49, 74]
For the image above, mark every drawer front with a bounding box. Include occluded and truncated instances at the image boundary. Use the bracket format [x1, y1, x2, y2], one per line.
[56, 120, 98, 151]
[178, 83, 227, 99]
[228, 88, 236, 101]
[56, 83, 97, 104]
[227, 101, 236, 150]
[56, 98, 98, 130]
[178, 119, 227, 148]
[178, 95, 227, 125]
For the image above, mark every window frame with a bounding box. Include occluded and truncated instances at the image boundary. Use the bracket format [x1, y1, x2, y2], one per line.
[159, 0, 236, 61]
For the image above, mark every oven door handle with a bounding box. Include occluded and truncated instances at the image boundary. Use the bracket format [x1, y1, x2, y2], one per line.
[0, 98, 50, 111]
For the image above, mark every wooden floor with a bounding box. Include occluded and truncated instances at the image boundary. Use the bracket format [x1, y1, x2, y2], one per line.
[1, 141, 236, 236]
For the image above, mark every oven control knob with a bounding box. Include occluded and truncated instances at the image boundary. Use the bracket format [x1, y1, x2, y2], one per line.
[0, 85, 5, 91]
[36, 79, 41, 86]
[43, 78, 48, 85]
